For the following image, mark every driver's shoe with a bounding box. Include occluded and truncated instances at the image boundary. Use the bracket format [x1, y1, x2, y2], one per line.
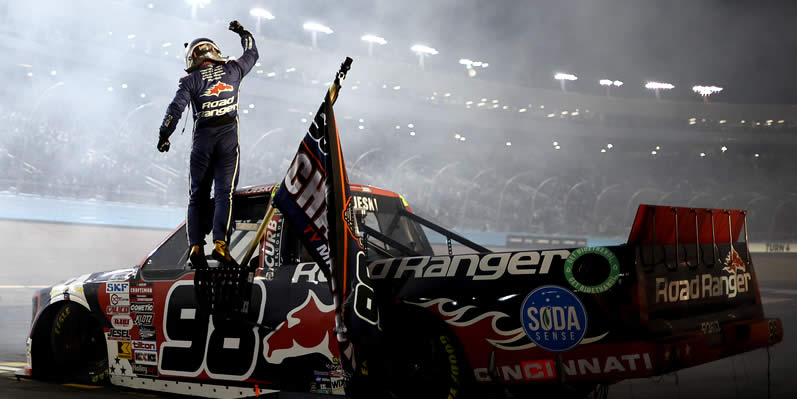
[212, 240, 238, 267]
[189, 244, 208, 269]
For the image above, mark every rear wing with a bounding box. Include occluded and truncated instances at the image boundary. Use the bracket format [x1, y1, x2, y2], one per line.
[628, 205, 749, 269]
[628, 205, 762, 334]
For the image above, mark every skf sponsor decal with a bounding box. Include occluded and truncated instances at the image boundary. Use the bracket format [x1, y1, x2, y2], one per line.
[474, 353, 653, 381]
[106, 305, 130, 314]
[520, 285, 587, 352]
[564, 247, 620, 294]
[106, 282, 129, 293]
[130, 303, 154, 313]
[201, 81, 233, 97]
[110, 293, 129, 306]
[134, 350, 157, 366]
[111, 315, 133, 330]
[134, 313, 154, 326]
[132, 340, 157, 351]
[364, 250, 571, 281]
[117, 341, 132, 360]
[654, 248, 752, 304]
[108, 329, 130, 341]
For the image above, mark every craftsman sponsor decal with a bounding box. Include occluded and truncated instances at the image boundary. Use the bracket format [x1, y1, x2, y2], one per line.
[134, 313, 154, 326]
[131, 303, 154, 313]
[139, 326, 156, 341]
[106, 282, 129, 294]
[474, 353, 653, 381]
[110, 293, 129, 306]
[106, 305, 130, 314]
[563, 247, 620, 294]
[132, 340, 157, 351]
[135, 350, 158, 366]
[363, 250, 571, 281]
[130, 286, 153, 295]
[654, 247, 752, 303]
[117, 341, 132, 360]
[132, 296, 153, 302]
[109, 329, 131, 341]
[111, 315, 133, 330]
[520, 285, 588, 352]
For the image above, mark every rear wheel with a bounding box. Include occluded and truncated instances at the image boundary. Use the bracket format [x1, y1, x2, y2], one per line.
[50, 302, 109, 384]
[381, 308, 470, 399]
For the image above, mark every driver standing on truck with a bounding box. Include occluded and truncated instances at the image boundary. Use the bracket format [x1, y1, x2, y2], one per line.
[155, 20, 258, 267]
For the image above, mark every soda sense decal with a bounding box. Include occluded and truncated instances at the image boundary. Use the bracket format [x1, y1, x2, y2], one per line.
[520, 285, 587, 352]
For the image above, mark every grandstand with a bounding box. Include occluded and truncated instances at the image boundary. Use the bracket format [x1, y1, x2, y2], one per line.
[2, 0, 797, 242]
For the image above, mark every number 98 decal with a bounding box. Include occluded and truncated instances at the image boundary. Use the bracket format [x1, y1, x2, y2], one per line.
[158, 280, 266, 380]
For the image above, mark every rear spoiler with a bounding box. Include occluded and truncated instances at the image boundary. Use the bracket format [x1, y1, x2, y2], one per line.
[627, 205, 749, 269]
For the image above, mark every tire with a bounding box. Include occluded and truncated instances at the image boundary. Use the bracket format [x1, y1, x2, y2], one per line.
[381, 308, 470, 399]
[50, 302, 109, 384]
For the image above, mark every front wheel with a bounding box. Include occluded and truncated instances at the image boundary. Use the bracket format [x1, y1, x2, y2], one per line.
[50, 302, 109, 384]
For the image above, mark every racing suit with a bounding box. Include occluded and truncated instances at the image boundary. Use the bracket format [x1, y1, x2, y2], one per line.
[159, 34, 258, 247]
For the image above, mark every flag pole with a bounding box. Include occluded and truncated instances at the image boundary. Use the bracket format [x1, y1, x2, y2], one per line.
[239, 57, 353, 270]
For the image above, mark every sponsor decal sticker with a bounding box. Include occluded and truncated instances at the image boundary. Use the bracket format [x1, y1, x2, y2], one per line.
[654, 247, 752, 304]
[134, 313, 154, 326]
[134, 350, 157, 366]
[106, 305, 129, 314]
[130, 303, 154, 313]
[474, 353, 653, 381]
[132, 363, 158, 377]
[563, 247, 620, 294]
[106, 282, 129, 293]
[520, 285, 587, 352]
[110, 293, 130, 306]
[108, 329, 130, 341]
[111, 315, 133, 330]
[132, 340, 157, 351]
[138, 326, 156, 341]
[117, 341, 132, 360]
[130, 286, 152, 295]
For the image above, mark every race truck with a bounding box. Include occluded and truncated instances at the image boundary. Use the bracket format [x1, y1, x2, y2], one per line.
[22, 182, 783, 398]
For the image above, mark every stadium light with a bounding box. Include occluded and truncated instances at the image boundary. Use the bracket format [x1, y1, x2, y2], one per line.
[599, 79, 623, 96]
[554, 72, 578, 92]
[249, 8, 275, 34]
[303, 22, 333, 48]
[411, 44, 438, 70]
[187, 0, 211, 19]
[692, 85, 723, 102]
[645, 81, 674, 100]
[361, 34, 387, 56]
[459, 58, 488, 77]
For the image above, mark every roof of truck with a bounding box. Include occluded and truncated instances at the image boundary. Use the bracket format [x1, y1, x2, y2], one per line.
[234, 183, 403, 199]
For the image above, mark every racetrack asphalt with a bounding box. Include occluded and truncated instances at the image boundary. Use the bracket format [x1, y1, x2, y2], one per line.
[1, 281, 795, 399]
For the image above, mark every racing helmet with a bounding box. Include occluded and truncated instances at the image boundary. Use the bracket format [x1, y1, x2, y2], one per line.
[184, 38, 227, 73]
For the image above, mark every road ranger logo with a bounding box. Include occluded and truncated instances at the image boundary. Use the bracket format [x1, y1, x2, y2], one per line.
[655, 248, 752, 304]
[369, 250, 570, 281]
[520, 285, 588, 352]
[201, 81, 233, 97]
